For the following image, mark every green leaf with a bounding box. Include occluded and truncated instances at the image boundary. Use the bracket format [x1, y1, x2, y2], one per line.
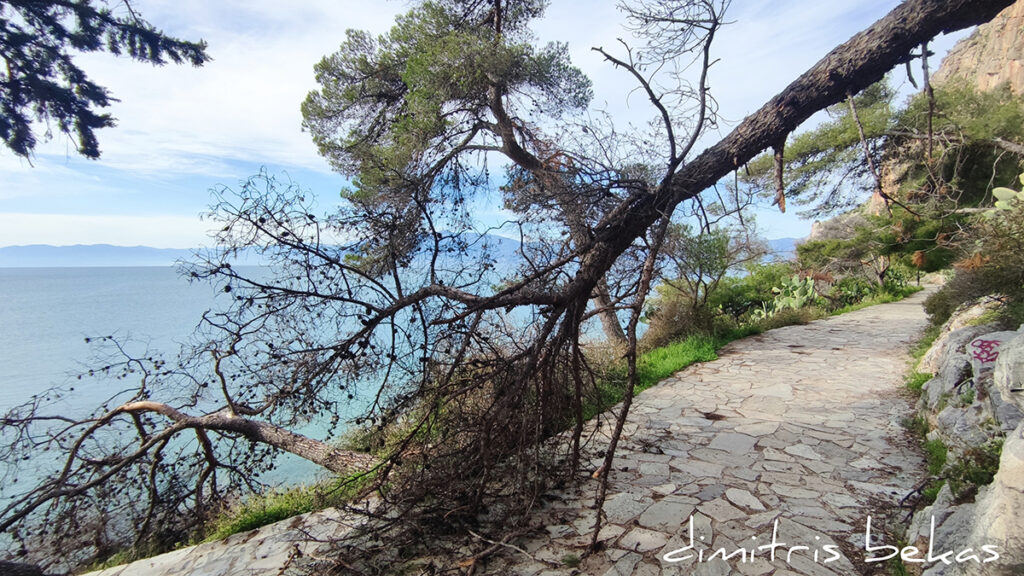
[993, 187, 1018, 201]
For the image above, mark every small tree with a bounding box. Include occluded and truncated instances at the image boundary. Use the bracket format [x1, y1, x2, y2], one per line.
[642, 222, 765, 347]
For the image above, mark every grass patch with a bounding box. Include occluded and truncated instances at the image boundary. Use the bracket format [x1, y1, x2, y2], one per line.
[887, 537, 914, 576]
[923, 439, 948, 475]
[911, 323, 942, 361]
[583, 334, 722, 420]
[636, 335, 719, 391]
[84, 549, 140, 572]
[905, 371, 931, 396]
[921, 479, 946, 505]
[960, 389, 976, 406]
[202, 472, 373, 542]
[901, 415, 929, 438]
[965, 308, 1005, 327]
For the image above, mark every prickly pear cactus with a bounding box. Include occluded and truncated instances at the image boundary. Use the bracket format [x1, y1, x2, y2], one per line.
[992, 173, 1024, 212]
[772, 274, 818, 311]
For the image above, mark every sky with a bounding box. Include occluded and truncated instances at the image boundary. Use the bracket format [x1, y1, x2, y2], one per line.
[0, 0, 974, 248]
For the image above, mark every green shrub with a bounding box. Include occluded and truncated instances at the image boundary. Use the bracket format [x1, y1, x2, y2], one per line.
[949, 440, 1003, 495]
[709, 262, 796, 320]
[921, 480, 946, 505]
[642, 261, 798, 350]
[753, 306, 826, 330]
[640, 287, 715, 351]
[882, 264, 911, 293]
[896, 82, 1024, 206]
[924, 270, 1006, 327]
[925, 182, 1024, 327]
[831, 275, 876, 307]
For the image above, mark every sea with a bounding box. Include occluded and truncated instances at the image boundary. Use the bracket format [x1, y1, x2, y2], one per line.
[0, 266, 325, 490]
[0, 267, 214, 409]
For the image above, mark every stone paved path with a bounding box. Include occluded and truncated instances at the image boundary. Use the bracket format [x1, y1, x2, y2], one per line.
[85, 291, 932, 576]
[486, 290, 933, 575]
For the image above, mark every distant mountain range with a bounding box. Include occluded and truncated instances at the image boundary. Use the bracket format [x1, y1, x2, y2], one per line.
[0, 236, 803, 268]
[0, 244, 197, 267]
[767, 237, 800, 261]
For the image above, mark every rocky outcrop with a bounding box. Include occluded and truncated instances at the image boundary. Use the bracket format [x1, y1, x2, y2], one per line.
[907, 426, 1024, 576]
[916, 299, 1024, 441]
[907, 300, 1024, 574]
[807, 210, 871, 242]
[933, 1, 1024, 94]
[963, 428, 1024, 575]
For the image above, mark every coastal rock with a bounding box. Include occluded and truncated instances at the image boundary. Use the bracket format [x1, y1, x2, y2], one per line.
[933, 0, 1024, 95]
[919, 322, 998, 376]
[910, 298, 1024, 575]
[935, 403, 990, 449]
[993, 332, 1024, 415]
[967, 331, 1021, 378]
[961, 421, 1024, 575]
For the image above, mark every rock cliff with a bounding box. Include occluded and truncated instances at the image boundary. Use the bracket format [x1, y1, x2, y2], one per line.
[933, 0, 1024, 94]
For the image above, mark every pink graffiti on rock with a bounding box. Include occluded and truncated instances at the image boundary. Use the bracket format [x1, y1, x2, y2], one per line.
[970, 339, 1001, 364]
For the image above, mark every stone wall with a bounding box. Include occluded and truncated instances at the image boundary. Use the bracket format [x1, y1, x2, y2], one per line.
[907, 300, 1024, 574]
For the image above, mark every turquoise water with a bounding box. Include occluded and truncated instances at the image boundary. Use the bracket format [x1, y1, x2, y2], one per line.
[0, 267, 218, 411]
[0, 266, 326, 488]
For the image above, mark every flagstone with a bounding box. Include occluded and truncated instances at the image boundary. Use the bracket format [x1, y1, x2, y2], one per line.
[697, 497, 746, 523]
[619, 528, 671, 552]
[638, 499, 695, 532]
[707, 432, 759, 455]
[783, 443, 823, 460]
[725, 488, 766, 512]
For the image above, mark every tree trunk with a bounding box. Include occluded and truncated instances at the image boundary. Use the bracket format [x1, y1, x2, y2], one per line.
[207, 414, 377, 475]
[119, 402, 376, 475]
[592, 277, 627, 347]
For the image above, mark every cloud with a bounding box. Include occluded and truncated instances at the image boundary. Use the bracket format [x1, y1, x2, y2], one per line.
[25, 0, 408, 176]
